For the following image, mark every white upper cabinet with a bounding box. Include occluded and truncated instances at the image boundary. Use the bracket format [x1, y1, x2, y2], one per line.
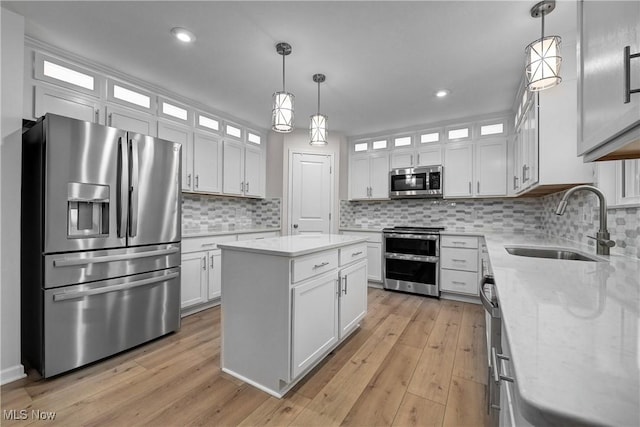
[390, 150, 414, 169]
[193, 132, 222, 194]
[106, 105, 156, 136]
[349, 156, 370, 200]
[222, 139, 245, 196]
[34, 85, 101, 124]
[444, 144, 474, 197]
[416, 145, 443, 166]
[578, 0, 640, 161]
[349, 152, 389, 200]
[244, 145, 264, 198]
[158, 121, 193, 192]
[444, 139, 507, 198]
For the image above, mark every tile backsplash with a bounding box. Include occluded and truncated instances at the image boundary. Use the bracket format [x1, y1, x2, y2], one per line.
[182, 194, 281, 229]
[341, 193, 640, 259]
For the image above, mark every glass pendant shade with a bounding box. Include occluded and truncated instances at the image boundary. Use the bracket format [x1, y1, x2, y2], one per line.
[272, 91, 294, 133]
[309, 113, 328, 145]
[526, 35, 562, 91]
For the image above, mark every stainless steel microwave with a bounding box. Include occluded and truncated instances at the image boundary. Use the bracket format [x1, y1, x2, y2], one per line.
[389, 165, 443, 198]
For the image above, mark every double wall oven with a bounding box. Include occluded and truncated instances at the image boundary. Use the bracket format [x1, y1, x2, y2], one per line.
[382, 226, 443, 297]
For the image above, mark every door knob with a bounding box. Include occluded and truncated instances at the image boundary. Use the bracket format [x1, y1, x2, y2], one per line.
[293, 224, 299, 229]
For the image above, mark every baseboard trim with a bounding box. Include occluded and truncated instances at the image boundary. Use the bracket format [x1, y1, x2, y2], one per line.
[1, 364, 26, 385]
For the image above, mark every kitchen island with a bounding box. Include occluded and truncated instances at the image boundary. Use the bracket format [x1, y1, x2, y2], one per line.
[218, 234, 368, 398]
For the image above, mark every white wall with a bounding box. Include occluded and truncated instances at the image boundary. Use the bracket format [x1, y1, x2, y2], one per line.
[1, 7, 26, 384]
[265, 131, 284, 198]
[279, 129, 346, 235]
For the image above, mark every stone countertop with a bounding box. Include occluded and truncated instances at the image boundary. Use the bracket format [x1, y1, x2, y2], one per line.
[217, 234, 368, 257]
[339, 226, 384, 232]
[182, 226, 281, 238]
[481, 231, 639, 426]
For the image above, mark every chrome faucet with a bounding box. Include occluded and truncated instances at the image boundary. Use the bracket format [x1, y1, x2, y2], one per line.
[555, 185, 615, 255]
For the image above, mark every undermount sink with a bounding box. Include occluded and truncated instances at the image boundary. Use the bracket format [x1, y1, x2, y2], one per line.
[505, 246, 603, 262]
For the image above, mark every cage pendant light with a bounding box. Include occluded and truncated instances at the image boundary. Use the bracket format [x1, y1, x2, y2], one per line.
[272, 42, 294, 133]
[525, 0, 562, 91]
[310, 74, 328, 145]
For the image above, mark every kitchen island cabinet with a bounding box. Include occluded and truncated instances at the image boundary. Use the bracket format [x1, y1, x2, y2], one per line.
[218, 234, 368, 398]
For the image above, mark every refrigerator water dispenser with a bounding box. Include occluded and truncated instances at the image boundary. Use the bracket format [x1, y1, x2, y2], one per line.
[67, 182, 109, 237]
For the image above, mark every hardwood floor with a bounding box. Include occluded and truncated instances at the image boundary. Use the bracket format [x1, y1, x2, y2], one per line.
[1, 288, 489, 427]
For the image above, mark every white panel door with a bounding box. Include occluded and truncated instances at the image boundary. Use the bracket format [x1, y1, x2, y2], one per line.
[366, 243, 383, 282]
[244, 145, 264, 198]
[158, 121, 192, 191]
[222, 140, 244, 196]
[390, 151, 414, 169]
[35, 85, 100, 123]
[444, 144, 473, 197]
[475, 139, 507, 197]
[369, 153, 390, 198]
[417, 145, 443, 166]
[291, 272, 339, 379]
[349, 156, 370, 199]
[180, 252, 208, 310]
[106, 105, 155, 136]
[338, 260, 367, 339]
[193, 133, 221, 194]
[290, 153, 331, 235]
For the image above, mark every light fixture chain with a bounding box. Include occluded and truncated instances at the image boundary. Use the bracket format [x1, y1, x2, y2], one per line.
[282, 53, 286, 92]
[317, 80, 321, 114]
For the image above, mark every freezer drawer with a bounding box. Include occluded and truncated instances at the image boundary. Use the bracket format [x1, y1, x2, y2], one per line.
[42, 267, 180, 377]
[44, 243, 181, 288]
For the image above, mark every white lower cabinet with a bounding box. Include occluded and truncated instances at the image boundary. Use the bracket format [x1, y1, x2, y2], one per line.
[440, 234, 480, 297]
[221, 239, 368, 398]
[207, 250, 221, 300]
[180, 251, 208, 309]
[339, 230, 383, 282]
[291, 271, 339, 378]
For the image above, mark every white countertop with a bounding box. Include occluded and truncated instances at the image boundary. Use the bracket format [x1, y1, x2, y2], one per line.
[217, 234, 368, 257]
[182, 226, 281, 238]
[339, 226, 384, 232]
[479, 231, 640, 426]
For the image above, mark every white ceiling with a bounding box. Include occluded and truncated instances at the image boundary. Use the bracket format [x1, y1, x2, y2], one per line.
[3, 1, 577, 136]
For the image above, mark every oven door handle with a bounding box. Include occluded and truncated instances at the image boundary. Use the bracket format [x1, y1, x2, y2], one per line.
[385, 253, 439, 263]
[384, 233, 439, 240]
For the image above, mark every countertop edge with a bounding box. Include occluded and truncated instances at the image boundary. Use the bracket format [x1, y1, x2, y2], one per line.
[218, 235, 369, 257]
[183, 227, 282, 238]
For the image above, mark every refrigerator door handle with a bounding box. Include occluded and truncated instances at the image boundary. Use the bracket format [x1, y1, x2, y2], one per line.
[117, 137, 129, 238]
[53, 247, 180, 267]
[53, 271, 180, 302]
[129, 138, 139, 238]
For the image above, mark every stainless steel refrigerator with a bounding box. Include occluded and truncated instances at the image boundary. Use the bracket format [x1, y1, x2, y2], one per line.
[21, 113, 182, 378]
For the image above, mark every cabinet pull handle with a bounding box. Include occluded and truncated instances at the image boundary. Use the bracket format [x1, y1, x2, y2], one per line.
[95, 110, 100, 123]
[187, 174, 191, 187]
[336, 277, 341, 296]
[201, 243, 216, 247]
[452, 259, 466, 262]
[195, 175, 199, 188]
[468, 181, 472, 194]
[313, 261, 329, 269]
[240, 182, 244, 192]
[410, 155, 413, 165]
[352, 251, 363, 256]
[201, 256, 206, 270]
[210, 255, 214, 269]
[452, 241, 466, 245]
[452, 280, 466, 285]
[416, 154, 420, 165]
[513, 175, 519, 190]
[624, 46, 640, 104]
[108, 113, 112, 126]
[246, 182, 249, 193]
[477, 181, 480, 193]
[343, 276, 348, 295]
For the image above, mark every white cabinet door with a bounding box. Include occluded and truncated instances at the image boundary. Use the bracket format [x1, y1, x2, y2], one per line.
[291, 272, 339, 379]
[369, 153, 390, 198]
[106, 105, 155, 136]
[244, 145, 264, 198]
[349, 156, 370, 200]
[444, 144, 473, 197]
[180, 252, 208, 310]
[207, 250, 221, 300]
[390, 151, 414, 169]
[578, 0, 640, 156]
[475, 139, 507, 197]
[338, 260, 367, 339]
[34, 85, 100, 123]
[367, 243, 382, 282]
[417, 145, 442, 166]
[222, 140, 244, 196]
[193, 132, 221, 194]
[158, 121, 192, 191]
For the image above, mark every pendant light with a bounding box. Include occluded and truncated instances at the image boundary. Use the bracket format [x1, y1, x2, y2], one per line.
[272, 42, 294, 133]
[525, 0, 562, 91]
[310, 74, 328, 145]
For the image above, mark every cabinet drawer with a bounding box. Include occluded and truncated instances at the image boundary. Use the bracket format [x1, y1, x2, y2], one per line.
[182, 234, 237, 253]
[440, 247, 478, 272]
[441, 269, 479, 295]
[236, 231, 280, 241]
[339, 243, 367, 266]
[292, 250, 339, 284]
[441, 235, 479, 249]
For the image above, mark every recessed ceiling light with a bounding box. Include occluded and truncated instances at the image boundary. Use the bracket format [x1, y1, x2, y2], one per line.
[435, 89, 450, 98]
[171, 27, 195, 43]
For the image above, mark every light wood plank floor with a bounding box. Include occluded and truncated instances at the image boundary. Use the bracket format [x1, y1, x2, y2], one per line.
[1, 288, 489, 427]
